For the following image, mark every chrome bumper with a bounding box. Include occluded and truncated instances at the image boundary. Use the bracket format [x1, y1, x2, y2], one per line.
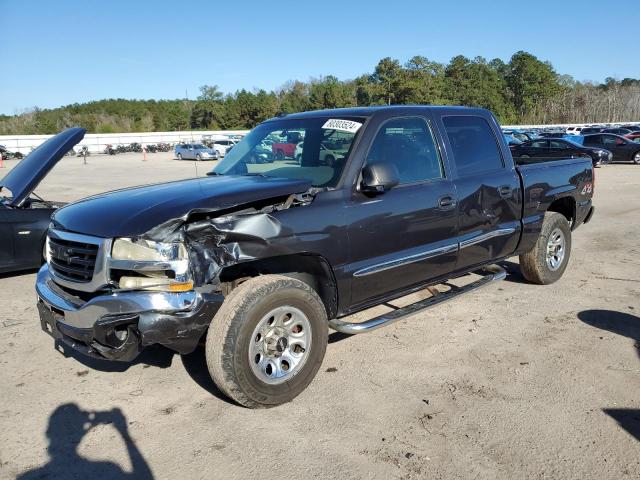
[36, 264, 199, 329]
[36, 264, 223, 360]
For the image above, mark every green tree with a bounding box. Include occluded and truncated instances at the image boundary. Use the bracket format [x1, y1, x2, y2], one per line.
[506, 51, 562, 120]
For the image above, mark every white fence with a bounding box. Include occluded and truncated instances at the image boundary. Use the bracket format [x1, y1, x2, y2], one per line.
[1, 121, 639, 154]
[0, 130, 249, 154]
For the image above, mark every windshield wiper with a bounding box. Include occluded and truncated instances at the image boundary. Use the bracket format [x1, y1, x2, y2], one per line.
[206, 171, 224, 176]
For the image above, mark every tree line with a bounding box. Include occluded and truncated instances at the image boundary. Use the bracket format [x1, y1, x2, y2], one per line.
[1, 50, 638, 135]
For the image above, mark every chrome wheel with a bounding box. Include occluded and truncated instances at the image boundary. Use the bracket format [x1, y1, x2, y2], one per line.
[249, 305, 311, 385]
[546, 227, 566, 271]
[633, 152, 640, 164]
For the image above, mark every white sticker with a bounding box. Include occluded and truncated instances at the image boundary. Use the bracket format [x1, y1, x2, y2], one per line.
[321, 119, 362, 133]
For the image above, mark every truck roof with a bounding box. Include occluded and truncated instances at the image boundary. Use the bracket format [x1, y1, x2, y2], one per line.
[268, 105, 491, 121]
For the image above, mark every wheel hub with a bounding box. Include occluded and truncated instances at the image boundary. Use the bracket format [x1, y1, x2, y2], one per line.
[263, 327, 288, 357]
[249, 305, 312, 384]
[546, 227, 566, 271]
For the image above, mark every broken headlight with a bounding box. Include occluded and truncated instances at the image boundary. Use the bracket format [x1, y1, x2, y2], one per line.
[110, 238, 193, 292]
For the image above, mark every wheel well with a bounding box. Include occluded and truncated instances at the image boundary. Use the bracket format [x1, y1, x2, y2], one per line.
[548, 197, 576, 227]
[219, 254, 338, 319]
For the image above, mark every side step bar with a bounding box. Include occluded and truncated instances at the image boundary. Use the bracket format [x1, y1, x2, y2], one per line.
[328, 264, 506, 335]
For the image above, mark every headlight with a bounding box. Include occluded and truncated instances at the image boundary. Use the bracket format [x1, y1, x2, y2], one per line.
[112, 238, 187, 262]
[111, 238, 193, 292]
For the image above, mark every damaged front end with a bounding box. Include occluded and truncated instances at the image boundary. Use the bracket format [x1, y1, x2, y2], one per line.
[36, 191, 314, 362]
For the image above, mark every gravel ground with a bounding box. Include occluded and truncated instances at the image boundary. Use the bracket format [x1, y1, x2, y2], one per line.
[0, 153, 639, 479]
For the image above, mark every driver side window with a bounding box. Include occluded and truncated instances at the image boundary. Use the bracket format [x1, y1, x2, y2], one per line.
[366, 117, 444, 184]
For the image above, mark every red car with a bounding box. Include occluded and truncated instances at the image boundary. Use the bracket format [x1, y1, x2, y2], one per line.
[625, 132, 640, 143]
[272, 142, 297, 159]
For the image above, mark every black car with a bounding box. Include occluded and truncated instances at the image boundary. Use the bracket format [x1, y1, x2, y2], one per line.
[602, 127, 633, 136]
[580, 126, 605, 135]
[510, 138, 611, 167]
[0, 128, 84, 273]
[539, 131, 567, 138]
[582, 134, 640, 164]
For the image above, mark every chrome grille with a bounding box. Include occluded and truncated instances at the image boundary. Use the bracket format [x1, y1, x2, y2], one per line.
[48, 236, 99, 283]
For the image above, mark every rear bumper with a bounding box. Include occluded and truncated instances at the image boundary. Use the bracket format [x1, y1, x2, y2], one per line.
[36, 264, 223, 361]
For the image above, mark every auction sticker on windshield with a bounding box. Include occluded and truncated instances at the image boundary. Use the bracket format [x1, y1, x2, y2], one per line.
[322, 119, 362, 133]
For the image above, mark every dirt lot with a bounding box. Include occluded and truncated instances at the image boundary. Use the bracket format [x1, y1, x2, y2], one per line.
[1, 152, 639, 479]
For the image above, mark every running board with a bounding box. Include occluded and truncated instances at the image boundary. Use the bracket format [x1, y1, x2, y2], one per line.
[328, 264, 506, 334]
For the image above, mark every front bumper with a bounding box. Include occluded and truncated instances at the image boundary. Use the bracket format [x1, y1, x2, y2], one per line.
[36, 264, 223, 361]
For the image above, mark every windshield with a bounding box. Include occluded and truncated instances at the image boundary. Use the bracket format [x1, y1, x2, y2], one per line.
[212, 116, 364, 187]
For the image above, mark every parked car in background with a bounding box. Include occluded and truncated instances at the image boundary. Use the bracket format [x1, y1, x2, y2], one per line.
[565, 126, 583, 135]
[175, 143, 219, 161]
[621, 125, 640, 132]
[602, 127, 633, 136]
[582, 134, 640, 164]
[580, 126, 604, 135]
[510, 138, 611, 167]
[539, 131, 567, 138]
[504, 134, 523, 146]
[212, 139, 236, 157]
[625, 132, 640, 143]
[1, 128, 83, 273]
[272, 141, 298, 159]
[504, 130, 537, 142]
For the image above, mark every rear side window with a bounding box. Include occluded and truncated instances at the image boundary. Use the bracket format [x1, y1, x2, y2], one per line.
[366, 117, 444, 184]
[442, 116, 504, 177]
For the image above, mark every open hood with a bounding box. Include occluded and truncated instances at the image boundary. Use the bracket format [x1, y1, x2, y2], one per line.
[0, 127, 85, 207]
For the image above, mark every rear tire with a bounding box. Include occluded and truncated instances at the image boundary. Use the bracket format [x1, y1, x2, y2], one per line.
[177, 153, 182, 160]
[206, 275, 328, 408]
[633, 151, 640, 164]
[519, 212, 572, 285]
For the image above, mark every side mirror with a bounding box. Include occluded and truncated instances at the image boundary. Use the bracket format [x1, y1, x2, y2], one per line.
[361, 163, 400, 194]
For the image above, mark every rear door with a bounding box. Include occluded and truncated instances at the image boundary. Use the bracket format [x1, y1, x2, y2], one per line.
[438, 114, 522, 271]
[347, 114, 459, 308]
[549, 140, 577, 158]
[529, 139, 550, 157]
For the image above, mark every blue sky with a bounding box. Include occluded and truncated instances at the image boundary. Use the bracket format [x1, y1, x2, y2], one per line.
[0, 0, 636, 114]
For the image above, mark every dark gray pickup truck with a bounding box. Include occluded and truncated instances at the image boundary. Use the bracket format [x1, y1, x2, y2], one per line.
[36, 106, 595, 407]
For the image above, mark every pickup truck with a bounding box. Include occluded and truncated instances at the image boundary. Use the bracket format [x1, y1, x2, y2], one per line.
[36, 106, 595, 408]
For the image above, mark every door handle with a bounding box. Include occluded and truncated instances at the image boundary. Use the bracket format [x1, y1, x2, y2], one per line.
[498, 185, 513, 198]
[437, 195, 456, 210]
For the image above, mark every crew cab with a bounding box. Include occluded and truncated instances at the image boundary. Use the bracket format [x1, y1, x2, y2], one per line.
[36, 107, 595, 408]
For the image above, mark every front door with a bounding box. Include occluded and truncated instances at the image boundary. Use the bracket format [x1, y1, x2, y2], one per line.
[347, 116, 459, 309]
[0, 209, 16, 270]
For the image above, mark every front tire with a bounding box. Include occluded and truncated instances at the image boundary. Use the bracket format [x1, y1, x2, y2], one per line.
[206, 275, 328, 408]
[519, 212, 572, 285]
[196, 154, 202, 161]
[633, 151, 640, 164]
[177, 153, 182, 160]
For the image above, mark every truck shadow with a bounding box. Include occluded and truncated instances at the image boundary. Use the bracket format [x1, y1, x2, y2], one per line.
[0, 268, 39, 280]
[577, 309, 640, 442]
[16, 403, 154, 480]
[56, 341, 175, 372]
[180, 347, 237, 405]
[498, 260, 528, 284]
